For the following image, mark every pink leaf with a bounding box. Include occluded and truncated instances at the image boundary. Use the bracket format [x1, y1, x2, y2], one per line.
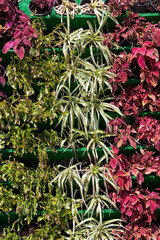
[111, 145, 119, 155]
[119, 72, 128, 83]
[0, 76, 5, 86]
[126, 209, 132, 217]
[16, 46, 25, 59]
[131, 169, 139, 177]
[110, 158, 118, 169]
[136, 172, 144, 185]
[0, 90, 7, 99]
[2, 41, 14, 54]
[138, 55, 146, 70]
[128, 136, 137, 149]
[117, 139, 123, 148]
[153, 29, 160, 47]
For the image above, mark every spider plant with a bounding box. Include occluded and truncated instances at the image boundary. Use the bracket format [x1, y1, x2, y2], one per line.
[54, 0, 79, 19]
[70, 129, 115, 162]
[79, 0, 105, 17]
[65, 218, 123, 240]
[82, 160, 117, 195]
[56, 7, 115, 65]
[80, 160, 117, 222]
[55, 85, 89, 141]
[51, 162, 84, 200]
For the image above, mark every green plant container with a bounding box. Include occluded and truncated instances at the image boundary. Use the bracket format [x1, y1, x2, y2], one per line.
[0, 210, 44, 226]
[136, 12, 160, 23]
[79, 207, 160, 220]
[78, 209, 121, 220]
[112, 46, 160, 55]
[18, 0, 125, 32]
[95, 174, 160, 192]
[0, 145, 158, 163]
[1, 208, 160, 227]
[19, 1, 160, 32]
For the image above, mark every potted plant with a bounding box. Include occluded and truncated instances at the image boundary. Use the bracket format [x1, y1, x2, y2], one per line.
[19, 222, 40, 237]
[79, 0, 104, 15]
[149, 0, 160, 12]
[131, 41, 160, 87]
[130, 0, 149, 13]
[104, 0, 131, 17]
[54, 0, 78, 18]
[29, 0, 56, 16]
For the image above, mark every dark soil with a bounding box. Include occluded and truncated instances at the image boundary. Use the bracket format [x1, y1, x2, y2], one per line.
[29, 1, 51, 15]
[18, 159, 35, 168]
[20, 223, 40, 237]
[130, 3, 148, 13]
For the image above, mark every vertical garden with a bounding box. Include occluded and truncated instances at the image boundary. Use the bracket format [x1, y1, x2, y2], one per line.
[0, 0, 160, 239]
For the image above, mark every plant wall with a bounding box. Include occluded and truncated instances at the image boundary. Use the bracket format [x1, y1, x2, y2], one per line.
[0, 0, 160, 239]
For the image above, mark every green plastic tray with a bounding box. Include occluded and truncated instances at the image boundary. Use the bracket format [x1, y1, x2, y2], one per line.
[0, 207, 160, 227]
[0, 210, 44, 226]
[78, 208, 121, 220]
[19, 0, 160, 32]
[19, 0, 124, 32]
[0, 145, 158, 162]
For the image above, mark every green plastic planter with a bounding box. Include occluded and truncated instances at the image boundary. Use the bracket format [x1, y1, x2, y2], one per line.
[0, 210, 44, 226]
[19, 0, 160, 33]
[0, 208, 160, 228]
[78, 208, 121, 220]
[18, 0, 125, 32]
[78, 206, 160, 220]
[0, 145, 158, 162]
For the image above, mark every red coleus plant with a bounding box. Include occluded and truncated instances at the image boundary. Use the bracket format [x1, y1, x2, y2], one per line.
[108, 116, 160, 150]
[31, 0, 56, 11]
[105, 0, 131, 18]
[3, 16, 37, 59]
[111, 188, 160, 224]
[121, 13, 159, 47]
[116, 223, 160, 239]
[108, 118, 137, 148]
[0, 58, 5, 87]
[130, 150, 160, 178]
[103, 12, 160, 48]
[131, 41, 160, 87]
[113, 83, 160, 116]
[135, 116, 160, 151]
[107, 148, 160, 190]
[0, 58, 7, 99]
[107, 147, 132, 190]
[108, 52, 132, 92]
[0, 0, 37, 59]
